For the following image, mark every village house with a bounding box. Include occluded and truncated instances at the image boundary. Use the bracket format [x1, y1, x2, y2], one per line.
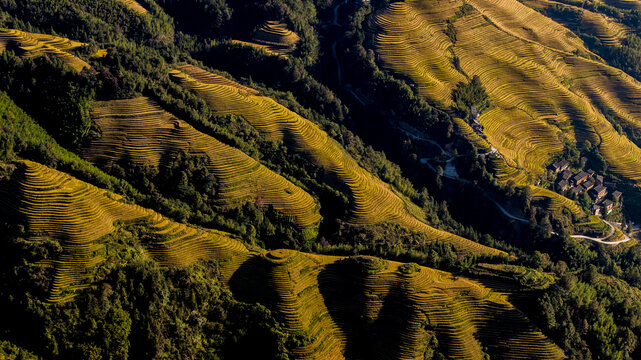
[612, 190, 623, 202]
[582, 178, 595, 191]
[573, 171, 589, 185]
[558, 179, 570, 191]
[571, 186, 584, 196]
[603, 200, 614, 214]
[580, 156, 588, 167]
[551, 159, 570, 173]
[595, 175, 604, 185]
[592, 185, 607, 201]
[561, 169, 573, 180]
[592, 204, 602, 217]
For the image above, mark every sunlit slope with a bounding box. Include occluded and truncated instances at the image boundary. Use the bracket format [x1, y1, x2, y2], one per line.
[466, 0, 591, 54]
[486, 154, 586, 217]
[0, 29, 90, 72]
[251, 20, 300, 55]
[170, 65, 503, 256]
[117, 0, 147, 14]
[524, 0, 628, 47]
[0, 160, 248, 302]
[374, 0, 641, 183]
[84, 97, 321, 228]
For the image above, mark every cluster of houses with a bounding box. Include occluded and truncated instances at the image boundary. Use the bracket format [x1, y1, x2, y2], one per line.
[551, 159, 622, 216]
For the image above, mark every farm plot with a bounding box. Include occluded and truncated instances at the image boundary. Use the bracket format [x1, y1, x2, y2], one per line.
[0, 29, 90, 72]
[85, 97, 321, 228]
[374, 0, 641, 183]
[524, 0, 628, 47]
[467, 0, 590, 54]
[599, 0, 641, 10]
[171, 64, 504, 256]
[0, 160, 248, 302]
[487, 157, 585, 217]
[251, 20, 300, 55]
[0, 162, 561, 359]
[314, 256, 564, 360]
[479, 108, 563, 174]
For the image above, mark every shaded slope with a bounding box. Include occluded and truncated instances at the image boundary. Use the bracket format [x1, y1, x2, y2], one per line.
[374, 0, 641, 183]
[84, 97, 321, 228]
[170, 64, 503, 256]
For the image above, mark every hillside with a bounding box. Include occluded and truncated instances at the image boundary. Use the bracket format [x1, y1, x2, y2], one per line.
[2, 0, 641, 359]
[0, 160, 562, 359]
[373, 0, 641, 183]
[84, 97, 322, 229]
[0, 28, 90, 72]
[170, 64, 503, 256]
[0, 160, 248, 302]
[524, 0, 629, 47]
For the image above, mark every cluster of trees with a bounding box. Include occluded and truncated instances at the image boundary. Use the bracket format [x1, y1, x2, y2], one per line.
[0, 0, 174, 45]
[0, 222, 292, 360]
[525, 239, 641, 360]
[451, 75, 490, 120]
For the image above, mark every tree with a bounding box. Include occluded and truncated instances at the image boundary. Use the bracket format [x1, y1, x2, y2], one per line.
[103, 308, 132, 360]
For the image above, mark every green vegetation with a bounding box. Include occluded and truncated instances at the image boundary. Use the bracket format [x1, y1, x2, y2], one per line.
[2, 0, 641, 358]
[452, 75, 490, 119]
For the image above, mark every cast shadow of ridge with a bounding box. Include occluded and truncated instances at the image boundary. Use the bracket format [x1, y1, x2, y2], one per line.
[318, 256, 430, 359]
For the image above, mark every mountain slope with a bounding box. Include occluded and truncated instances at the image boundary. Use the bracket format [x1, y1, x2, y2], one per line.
[169, 64, 503, 256]
[374, 0, 641, 183]
[84, 97, 322, 228]
[0, 28, 91, 72]
[0, 160, 562, 360]
[0, 160, 249, 302]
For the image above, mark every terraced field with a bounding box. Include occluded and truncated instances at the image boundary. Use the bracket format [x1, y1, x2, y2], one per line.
[251, 20, 300, 55]
[233, 252, 564, 360]
[487, 156, 585, 217]
[231, 39, 289, 57]
[84, 97, 321, 228]
[374, 0, 641, 183]
[0, 160, 562, 358]
[0, 160, 249, 302]
[524, 0, 629, 47]
[480, 108, 563, 174]
[600, 0, 641, 10]
[170, 64, 503, 256]
[117, 0, 147, 14]
[0, 29, 90, 72]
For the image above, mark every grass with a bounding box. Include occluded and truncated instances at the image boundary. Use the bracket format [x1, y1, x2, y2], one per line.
[85, 97, 322, 228]
[0, 28, 90, 72]
[170, 64, 504, 257]
[0, 160, 248, 303]
[374, 0, 641, 183]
